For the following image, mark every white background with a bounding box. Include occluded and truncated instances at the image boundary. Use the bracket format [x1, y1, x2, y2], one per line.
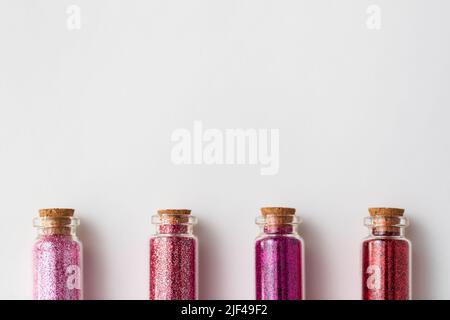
[1, 0, 449, 299]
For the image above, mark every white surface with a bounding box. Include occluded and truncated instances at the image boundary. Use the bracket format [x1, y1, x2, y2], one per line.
[1, 0, 450, 299]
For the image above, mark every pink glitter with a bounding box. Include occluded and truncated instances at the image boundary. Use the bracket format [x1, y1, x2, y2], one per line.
[33, 234, 82, 300]
[255, 225, 303, 300]
[149, 224, 197, 300]
[362, 238, 410, 300]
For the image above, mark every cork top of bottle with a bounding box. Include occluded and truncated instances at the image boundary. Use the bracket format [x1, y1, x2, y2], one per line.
[259, 207, 298, 225]
[155, 209, 194, 225]
[261, 207, 296, 216]
[157, 209, 191, 215]
[369, 207, 404, 217]
[36, 208, 78, 236]
[39, 208, 75, 218]
[366, 207, 407, 236]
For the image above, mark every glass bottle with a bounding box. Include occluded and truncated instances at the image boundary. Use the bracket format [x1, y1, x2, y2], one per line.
[32, 208, 83, 300]
[362, 207, 411, 300]
[149, 209, 198, 300]
[255, 207, 304, 300]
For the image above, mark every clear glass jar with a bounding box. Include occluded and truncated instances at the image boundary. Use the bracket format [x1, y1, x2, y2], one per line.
[32, 208, 83, 300]
[149, 209, 198, 300]
[362, 207, 411, 300]
[255, 207, 304, 300]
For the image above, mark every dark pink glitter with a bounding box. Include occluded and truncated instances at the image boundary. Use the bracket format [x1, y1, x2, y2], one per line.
[33, 234, 82, 300]
[149, 225, 197, 300]
[362, 238, 410, 300]
[255, 225, 303, 300]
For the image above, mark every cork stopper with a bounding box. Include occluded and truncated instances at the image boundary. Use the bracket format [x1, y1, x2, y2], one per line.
[39, 208, 75, 218]
[369, 207, 404, 217]
[261, 207, 296, 216]
[157, 209, 191, 215]
[260, 207, 296, 225]
[367, 207, 406, 235]
[157, 209, 191, 224]
[37, 208, 77, 236]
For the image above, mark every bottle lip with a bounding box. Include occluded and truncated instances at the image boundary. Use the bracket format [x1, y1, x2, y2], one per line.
[255, 215, 302, 226]
[364, 216, 409, 228]
[33, 216, 80, 228]
[151, 214, 198, 226]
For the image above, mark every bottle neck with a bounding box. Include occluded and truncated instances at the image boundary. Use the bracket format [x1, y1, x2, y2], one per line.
[369, 226, 406, 237]
[256, 214, 301, 235]
[364, 215, 408, 238]
[34, 217, 79, 237]
[157, 224, 193, 235]
[152, 213, 197, 235]
[262, 224, 296, 235]
[37, 230, 78, 240]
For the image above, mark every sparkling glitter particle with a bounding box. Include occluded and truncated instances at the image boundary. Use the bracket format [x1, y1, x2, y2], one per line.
[33, 234, 82, 300]
[255, 225, 303, 300]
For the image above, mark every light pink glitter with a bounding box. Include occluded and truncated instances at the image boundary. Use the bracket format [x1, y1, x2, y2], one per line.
[149, 224, 197, 300]
[33, 234, 82, 300]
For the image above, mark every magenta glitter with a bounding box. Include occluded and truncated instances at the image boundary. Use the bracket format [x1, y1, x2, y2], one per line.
[33, 234, 82, 300]
[255, 224, 303, 300]
[149, 212, 198, 300]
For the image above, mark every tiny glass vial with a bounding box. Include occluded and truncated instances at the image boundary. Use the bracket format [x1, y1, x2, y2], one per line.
[255, 207, 304, 300]
[32, 208, 83, 300]
[362, 207, 411, 300]
[149, 209, 198, 300]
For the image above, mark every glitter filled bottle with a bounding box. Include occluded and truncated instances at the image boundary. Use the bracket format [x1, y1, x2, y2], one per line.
[362, 207, 411, 300]
[149, 209, 198, 300]
[33, 208, 83, 300]
[255, 207, 304, 300]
